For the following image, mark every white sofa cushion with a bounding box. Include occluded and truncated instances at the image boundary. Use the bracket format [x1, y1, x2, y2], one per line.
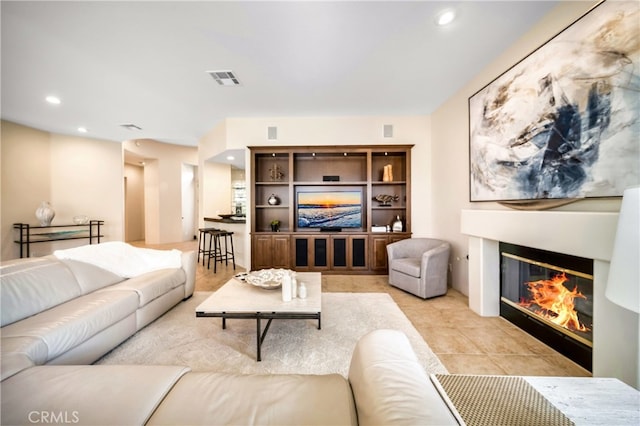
[1, 365, 190, 426]
[55, 257, 124, 294]
[0, 337, 42, 381]
[100, 268, 185, 307]
[147, 372, 358, 425]
[1, 290, 138, 362]
[0, 258, 82, 326]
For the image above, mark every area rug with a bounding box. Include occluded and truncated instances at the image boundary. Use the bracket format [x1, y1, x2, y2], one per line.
[96, 292, 447, 377]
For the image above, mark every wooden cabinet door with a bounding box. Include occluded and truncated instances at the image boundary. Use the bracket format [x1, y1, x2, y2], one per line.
[293, 235, 330, 271]
[371, 235, 391, 271]
[331, 236, 368, 271]
[252, 235, 274, 270]
[271, 235, 291, 269]
[252, 235, 290, 269]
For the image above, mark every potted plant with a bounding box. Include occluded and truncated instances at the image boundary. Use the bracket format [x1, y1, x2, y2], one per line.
[270, 219, 280, 232]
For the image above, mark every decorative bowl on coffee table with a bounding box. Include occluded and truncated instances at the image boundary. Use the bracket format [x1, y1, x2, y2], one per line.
[243, 268, 291, 290]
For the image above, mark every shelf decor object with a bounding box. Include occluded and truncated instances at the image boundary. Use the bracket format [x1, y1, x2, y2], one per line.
[269, 163, 284, 181]
[392, 216, 403, 232]
[268, 194, 280, 205]
[374, 194, 399, 207]
[35, 201, 55, 226]
[469, 0, 639, 203]
[73, 215, 89, 225]
[382, 164, 393, 182]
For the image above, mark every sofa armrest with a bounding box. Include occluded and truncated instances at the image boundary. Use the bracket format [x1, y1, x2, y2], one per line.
[348, 329, 458, 425]
[181, 250, 196, 298]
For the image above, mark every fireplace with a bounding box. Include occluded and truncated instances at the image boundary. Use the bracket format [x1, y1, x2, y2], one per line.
[461, 209, 638, 388]
[500, 242, 593, 371]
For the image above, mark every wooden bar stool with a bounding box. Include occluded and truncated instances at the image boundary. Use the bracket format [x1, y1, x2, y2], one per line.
[197, 227, 219, 266]
[207, 230, 235, 273]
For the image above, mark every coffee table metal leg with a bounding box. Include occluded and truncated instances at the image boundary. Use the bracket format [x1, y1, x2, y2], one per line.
[256, 317, 261, 361]
[256, 315, 274, 362]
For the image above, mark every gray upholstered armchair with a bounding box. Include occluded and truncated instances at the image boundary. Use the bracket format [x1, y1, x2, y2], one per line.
[386, 238, 451, 299]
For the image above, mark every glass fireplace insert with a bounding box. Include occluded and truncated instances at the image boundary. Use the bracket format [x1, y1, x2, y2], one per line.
[500, 242, 593, 371]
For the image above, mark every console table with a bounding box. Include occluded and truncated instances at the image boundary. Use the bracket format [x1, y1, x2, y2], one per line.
[14, 220, 104, 258]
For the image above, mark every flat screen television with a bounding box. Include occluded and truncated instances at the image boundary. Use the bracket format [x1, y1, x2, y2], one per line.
[297, 190, 362, 229]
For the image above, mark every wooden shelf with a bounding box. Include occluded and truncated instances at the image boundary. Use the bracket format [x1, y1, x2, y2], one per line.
[249, 145, 413, 274]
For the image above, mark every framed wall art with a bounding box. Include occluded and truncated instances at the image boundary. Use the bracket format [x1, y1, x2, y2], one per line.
[469, 0, 639, 202]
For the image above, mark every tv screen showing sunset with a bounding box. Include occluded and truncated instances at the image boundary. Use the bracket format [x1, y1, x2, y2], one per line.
[297, 191, 362, 228]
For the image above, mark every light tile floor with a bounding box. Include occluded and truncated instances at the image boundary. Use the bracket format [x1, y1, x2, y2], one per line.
[134, 240, 590, 378]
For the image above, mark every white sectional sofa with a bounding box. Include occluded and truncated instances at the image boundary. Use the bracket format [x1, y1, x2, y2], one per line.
[0, 245, 196, 380]
[0, 244, 458, 425]
[1, 329, 458, 425]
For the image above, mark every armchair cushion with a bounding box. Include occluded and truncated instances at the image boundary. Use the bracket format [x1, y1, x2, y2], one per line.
[393, 258, 422, 277]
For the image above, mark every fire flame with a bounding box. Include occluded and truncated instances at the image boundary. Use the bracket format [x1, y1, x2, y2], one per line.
[519, 272, 589, 332]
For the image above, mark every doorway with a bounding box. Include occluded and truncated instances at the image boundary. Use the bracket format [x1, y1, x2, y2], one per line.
[182, 164, 198, 241]
[124, 164, 145, 242]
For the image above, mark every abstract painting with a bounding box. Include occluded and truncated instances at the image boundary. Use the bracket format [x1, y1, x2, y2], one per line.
[469, 0, 639, 202]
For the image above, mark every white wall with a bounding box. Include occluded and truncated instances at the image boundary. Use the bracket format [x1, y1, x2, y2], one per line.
[1, 120, 123, 260]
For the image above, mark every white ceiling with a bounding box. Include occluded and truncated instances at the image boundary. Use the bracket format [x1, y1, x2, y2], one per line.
[1, 1, 559, 148]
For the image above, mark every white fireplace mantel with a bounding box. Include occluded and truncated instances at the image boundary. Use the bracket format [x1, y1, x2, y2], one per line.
[460, 209, 639, 389]
[461, 209, 618, 262]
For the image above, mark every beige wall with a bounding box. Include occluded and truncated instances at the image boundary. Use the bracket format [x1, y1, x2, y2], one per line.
[124, 163, 145, 241]
[199, 115, 433, 269]
[199, 119, 229, 227]
[1, 120, 124, 260]
[123, 139, 198, 244]
[430, 0, 623, 295]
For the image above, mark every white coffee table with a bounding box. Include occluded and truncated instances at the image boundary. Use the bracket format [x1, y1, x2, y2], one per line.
[196, 272, 322, 361]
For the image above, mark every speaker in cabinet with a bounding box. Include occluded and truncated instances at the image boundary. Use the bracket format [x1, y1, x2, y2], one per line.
[352, 238, 366, 267]
[295, 238, 308, 267]
[333, 238, 347, 267]
[322, 175, 340, 182]
[314, 239, 328, 267]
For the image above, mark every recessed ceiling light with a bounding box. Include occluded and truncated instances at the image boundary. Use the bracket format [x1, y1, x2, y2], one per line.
[45, 95, 61, 105]
[77, 127, 88, 133]
[226, 155, 235, 161]
[436, 9, 456, 26]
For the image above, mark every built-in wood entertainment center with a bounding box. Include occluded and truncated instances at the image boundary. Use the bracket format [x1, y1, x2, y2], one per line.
[250, 145, 413, 274]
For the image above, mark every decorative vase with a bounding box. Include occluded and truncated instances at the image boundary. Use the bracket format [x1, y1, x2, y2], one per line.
[271, 222, 280, 232]
[382, 164, 393, 182]
[392, 215, 403, 232]
[268, 194, 280, 205]
[35, 201, 55, 226]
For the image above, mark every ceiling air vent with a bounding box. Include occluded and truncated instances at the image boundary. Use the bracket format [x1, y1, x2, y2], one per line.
[120, 123, 142, 131]
[207, 70, 240, 86]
